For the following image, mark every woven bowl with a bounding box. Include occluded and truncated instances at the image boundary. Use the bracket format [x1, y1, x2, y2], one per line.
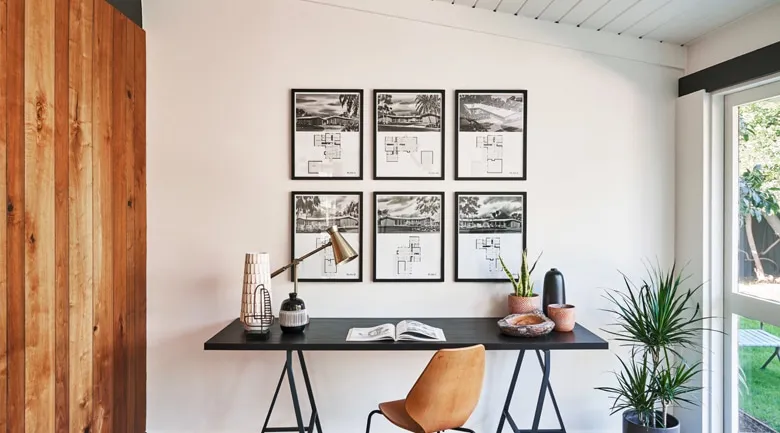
[497, 311, 555, 338]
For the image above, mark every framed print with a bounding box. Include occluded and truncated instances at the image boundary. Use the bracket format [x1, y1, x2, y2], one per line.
[374, 90, 444, 179]
[373, 192, 444, 282]
[291, 192, 363, 282]
[455, 192, 526, 282]
[455, 90, 527, 180]
[291, 89, 363, 179]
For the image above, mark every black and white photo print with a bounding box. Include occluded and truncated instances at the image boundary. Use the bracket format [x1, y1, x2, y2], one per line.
[456, 90, 527, 180]
[374, 90, 444, 180]
[292, 89, 363, 179]
[291, 192, 363, 281]
[455, 192, 526, 282]
[374, 192, 444, 282]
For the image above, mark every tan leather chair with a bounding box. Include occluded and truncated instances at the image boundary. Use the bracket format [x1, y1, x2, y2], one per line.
[365, 345, 486, 433]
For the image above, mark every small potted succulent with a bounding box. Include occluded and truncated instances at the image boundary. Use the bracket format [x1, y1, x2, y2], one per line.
[500, 250, 542, 314]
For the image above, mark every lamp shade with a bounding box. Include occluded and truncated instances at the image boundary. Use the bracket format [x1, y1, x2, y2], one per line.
[326, 226, 358, 265]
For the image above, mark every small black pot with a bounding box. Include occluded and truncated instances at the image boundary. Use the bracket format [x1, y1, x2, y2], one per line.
[623, 410, 680, 433]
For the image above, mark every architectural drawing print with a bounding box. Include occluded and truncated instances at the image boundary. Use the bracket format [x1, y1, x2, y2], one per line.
[456, 193, 526, 281]
[474, 135, 503, 174]
[375, 193, 443, 281]
[307, 133, 342, 174]
[385, 136, 418, 163]
[395, 236, 422, 275]
[317, 236, 337, 275]
[475, 237, 501, 271]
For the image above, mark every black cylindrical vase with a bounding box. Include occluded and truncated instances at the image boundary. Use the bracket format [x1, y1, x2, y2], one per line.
[542, 268, 566, 315]
[279, 292, 308, 333]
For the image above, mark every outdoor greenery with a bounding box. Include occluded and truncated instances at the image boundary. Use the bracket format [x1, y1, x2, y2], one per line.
[597, 264, 705, 428]
[499, 249, 540, 297]
[738, 97, 780, 279]
[739, 317, 780, 431]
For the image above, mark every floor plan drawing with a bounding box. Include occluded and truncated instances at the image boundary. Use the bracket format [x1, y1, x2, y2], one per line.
[308, 133, 342, 174]
[472, 135, 503, 174]
[385, 136, 426, 163]
[317, 236, 338, 275]
[475, 236, 501, 271]
[396, 236, 422, 275]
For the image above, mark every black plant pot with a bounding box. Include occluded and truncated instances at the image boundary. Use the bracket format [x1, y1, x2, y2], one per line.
[623, 410, 680, 433]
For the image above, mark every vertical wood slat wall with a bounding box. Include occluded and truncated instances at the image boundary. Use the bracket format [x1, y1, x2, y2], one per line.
[0, 0, 147, 431]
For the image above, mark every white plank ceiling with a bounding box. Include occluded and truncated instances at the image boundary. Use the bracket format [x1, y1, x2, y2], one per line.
[430, 0, 779, 45]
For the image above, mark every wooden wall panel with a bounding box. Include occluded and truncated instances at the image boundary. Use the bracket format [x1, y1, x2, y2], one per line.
[124, 19, 136, 433]
[6, 1, 25, 432]
[92, 0, 113, 431]
[0, 0, 7, 430]
[54, 0, 69, 432]
[68, 0, 94, 431]
[110, 9, 127, 433]
[1, 1, 145, 430]
[23, 0, 57, 432]
[132, 26, 146, 433]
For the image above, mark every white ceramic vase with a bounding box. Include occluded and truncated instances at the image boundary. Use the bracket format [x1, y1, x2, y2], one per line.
[240, 252, 274, 333]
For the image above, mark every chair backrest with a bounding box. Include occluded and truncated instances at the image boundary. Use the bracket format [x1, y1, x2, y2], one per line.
[404, 345, 486, 433]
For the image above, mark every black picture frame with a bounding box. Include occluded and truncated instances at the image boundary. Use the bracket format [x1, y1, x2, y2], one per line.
[291, 191, 364, 282]
[454, 90, 528, 180]
[373, 192, 445, 282]
[373, 89, 445, 180]
[454, 191, 527, 282]
[291, 89, 364, 180]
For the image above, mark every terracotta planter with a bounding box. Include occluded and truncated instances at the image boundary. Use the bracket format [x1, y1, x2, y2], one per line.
[547, 304, 576, 332]
[508, 294, 541, 314]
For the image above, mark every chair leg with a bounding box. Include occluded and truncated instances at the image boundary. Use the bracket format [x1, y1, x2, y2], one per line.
[366, 409, 382, 433]
[451, 428, 475, 433]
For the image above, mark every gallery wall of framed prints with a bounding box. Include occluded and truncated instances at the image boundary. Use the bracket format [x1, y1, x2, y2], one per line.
[455, 90, 527, 180]
[454, 192, 526, 282]
[373, 192, 444, 282]
[291, 89, 364, 179]
[291, 192, 364, 282]
[288, 88, 529, 284]
[373, 90, 445, 180]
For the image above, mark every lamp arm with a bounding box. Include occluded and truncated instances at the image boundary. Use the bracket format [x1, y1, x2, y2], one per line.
[270, 241, 333, 278]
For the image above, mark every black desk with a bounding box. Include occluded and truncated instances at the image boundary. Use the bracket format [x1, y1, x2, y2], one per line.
[204, 318, 608, 433]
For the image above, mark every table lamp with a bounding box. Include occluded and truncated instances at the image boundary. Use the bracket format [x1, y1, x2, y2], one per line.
[271, 226, 358, 333]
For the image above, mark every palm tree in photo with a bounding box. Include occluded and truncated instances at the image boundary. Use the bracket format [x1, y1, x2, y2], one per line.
[459, 196, 479, 220]
[415, 196, 441, 217]
[415, 94, 441, 128]
[339, 94, 360, 118]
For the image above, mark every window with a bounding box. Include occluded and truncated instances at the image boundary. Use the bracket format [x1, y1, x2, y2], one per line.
[724, 80, 780, 433]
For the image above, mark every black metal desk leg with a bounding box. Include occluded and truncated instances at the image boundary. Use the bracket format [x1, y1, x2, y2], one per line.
[262, 350, 323, 433]
[535, 350, 565, 430]
[286, 350, 306, 433]
[531, 350, 551, 431]
[298, 350, 323, 433]
[262, 361, 288, 432]
[497, 350, 525, 433]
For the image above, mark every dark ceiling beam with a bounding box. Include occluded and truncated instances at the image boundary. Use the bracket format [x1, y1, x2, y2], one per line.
[679, 41, 780, 97]
[107, 0, 142, 28]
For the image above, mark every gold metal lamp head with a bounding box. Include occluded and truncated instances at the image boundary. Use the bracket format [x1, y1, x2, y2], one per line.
[326, 226, 358, 265]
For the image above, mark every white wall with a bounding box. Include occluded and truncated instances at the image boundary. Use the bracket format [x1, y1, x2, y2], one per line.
[144, 0, 680, 432]
[686, 2, 780, 74]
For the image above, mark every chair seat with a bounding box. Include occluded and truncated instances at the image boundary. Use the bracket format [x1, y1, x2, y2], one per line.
[379, 399, 422, 433]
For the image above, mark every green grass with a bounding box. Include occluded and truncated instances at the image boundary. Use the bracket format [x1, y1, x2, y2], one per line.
[739, 317, 780, 431]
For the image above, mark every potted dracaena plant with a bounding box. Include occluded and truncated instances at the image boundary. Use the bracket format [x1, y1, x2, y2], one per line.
[499, 250, 542, 314]
[597, 263, 707, 433]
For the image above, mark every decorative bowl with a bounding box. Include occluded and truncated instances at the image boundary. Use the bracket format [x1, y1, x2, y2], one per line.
[497, 311, 555, 338]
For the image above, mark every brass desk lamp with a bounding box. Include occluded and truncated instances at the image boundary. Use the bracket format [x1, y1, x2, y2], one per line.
[272, 226, 358, 333]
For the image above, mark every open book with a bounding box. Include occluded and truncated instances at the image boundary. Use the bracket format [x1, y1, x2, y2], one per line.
[346, 320, 446, 342]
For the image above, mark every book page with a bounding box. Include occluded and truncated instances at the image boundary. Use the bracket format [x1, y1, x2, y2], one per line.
[396, 320, 445, 341]
[346, 324, 396, 341]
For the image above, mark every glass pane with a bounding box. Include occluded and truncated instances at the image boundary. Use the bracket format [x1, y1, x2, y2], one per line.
[737, 95, 780, 304]
[737, 316, 780, 432]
